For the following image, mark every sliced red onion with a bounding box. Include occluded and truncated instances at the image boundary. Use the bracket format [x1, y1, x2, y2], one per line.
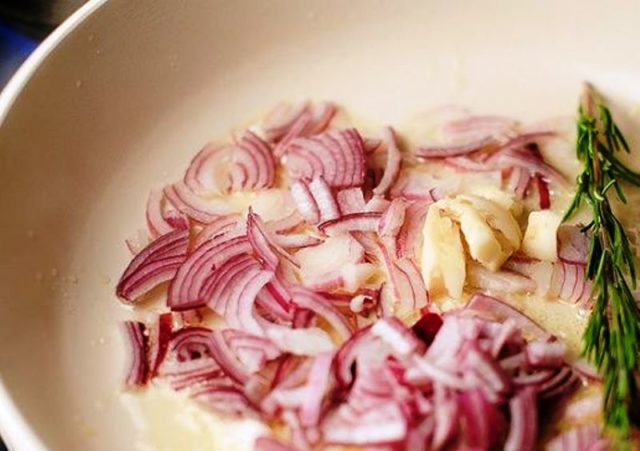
[308, 176, 340, 222]
[184, 133, 276, 195]
[322, 401, 408, 445]
[572, 358, 602, 382]
[164, 182, 232, 223]
[445, 155, 497, 172]
[370, 317, 424, 357]
[305, 102, 337, 136]
[431, 386, 460, 449]
[405, 417, 435, 451]
[184, 143, 226, 194]
[535, 174, 551, 209]
[247, 210, 297, 270]
[365, 195, 391, 213]
[396, 201, 429, 259]
[525, 340, 566, 368]
[512, 368, 555, 386]
[255, 289, 291, 322]
[389, 170, 453, 201]
[160, 356, 224, 391]
[202, 254, 259, 312]
[213, 262, 274, 336]
[459, 389, 503, 450]
[223, 329, 281, 372]
[232, 131, 276, 191]
[272, 233, 323, 249]
[549, 262, 591, 305]
[264, 101, 336, 150]
[148, 313, 174, 377]
[372, 127, 402, 195]
[227, 164, 248, 191]
[463, 343, 511, 396]
[378, 198, 407, 238]
[318, 212, 382, 236]
[266, 210, 305, 234]
[537, 366, 578, 399]
[230, 267, 276, 334]
[190, 381, 252, 415]
[146, 189, 188, 237]
[298, 352, 334, 427]
[290, 287, 354, 341]
[464, 294, 550, 340]
[208, 329, 255, 383]
[290, 179, 320, 224]
[363, 137, 383, 154]
[285, 129, 366, 188]
[117, 228, 189, 302]
[303, 271, 349, 293]
[466, 264, 537, 295]
[558, 225, 589, 265]
[393, 257, 429, 310]
[157, 327, 226, 389]
[417, 114, 515, 159]
[490, 147, 568, 188]
[417, 136, 496, 159]
[406, 355, 468, 389]
[333, 325, 374, 386]
[504, 387, 537, 451]
[122, 321, 148, 388]
[168, 233, 252, 310]
[499, 131, 556, 151]
[262, 102, 310, 143]
[504, 167, 531, 200]
[193, 214, 242, 248]
[412, 312, 443, 346]
[443, 115, 514, 140]
[490, 319, 519, 358]
[265, 325, 335, 355]
[336, 187, 366, 215]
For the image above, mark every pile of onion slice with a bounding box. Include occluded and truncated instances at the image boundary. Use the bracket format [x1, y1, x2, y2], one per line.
[420, 113, 561, 209]
[123, 302, 587, 450]
[116, 101, 603, 450]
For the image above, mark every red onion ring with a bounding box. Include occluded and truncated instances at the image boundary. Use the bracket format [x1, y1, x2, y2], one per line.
[122, 321, 149, 388]
[117, 228, 189, 302]
[285, 129, 366, 188]
[372, 127, 402, 195]
[318, 212, 382, 236]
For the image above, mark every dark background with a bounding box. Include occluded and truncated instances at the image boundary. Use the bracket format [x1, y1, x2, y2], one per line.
[0, 2, 86, 449]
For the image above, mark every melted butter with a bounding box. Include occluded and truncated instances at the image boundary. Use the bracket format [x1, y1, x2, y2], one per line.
[122, 384, 269, 451]
[504, 293, 587, 359]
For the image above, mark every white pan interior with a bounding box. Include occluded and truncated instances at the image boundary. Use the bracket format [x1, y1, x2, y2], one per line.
[1, 0, 640, 449]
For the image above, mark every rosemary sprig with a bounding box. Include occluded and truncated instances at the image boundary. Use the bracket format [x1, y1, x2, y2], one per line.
[563, 83, 640, 439]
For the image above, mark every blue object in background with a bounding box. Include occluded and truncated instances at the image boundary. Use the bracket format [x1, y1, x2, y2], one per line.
[0, 21, 38, 87]
[0, 23, 37, 451]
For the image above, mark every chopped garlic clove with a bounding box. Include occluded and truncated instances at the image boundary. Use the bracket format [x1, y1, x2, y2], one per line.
[521, 211, 562, 262]
[420, 206, 466, 299]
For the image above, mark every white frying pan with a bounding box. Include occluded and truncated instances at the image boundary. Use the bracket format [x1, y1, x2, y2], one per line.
[1, 1, 639, 449]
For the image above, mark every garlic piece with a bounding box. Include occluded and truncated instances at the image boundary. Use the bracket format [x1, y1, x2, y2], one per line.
[438, 195, 522, 271]
[420, 206, 466, 299]
[521, 210, 562, 262]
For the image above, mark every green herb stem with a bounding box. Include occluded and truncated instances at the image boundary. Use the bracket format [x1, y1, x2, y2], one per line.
[564, 83, 640, 440]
